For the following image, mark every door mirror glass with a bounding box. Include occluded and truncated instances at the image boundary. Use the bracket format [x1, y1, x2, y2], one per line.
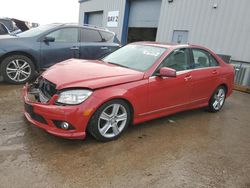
[158, 67, 176, 77]
[43, 36, 55, 43]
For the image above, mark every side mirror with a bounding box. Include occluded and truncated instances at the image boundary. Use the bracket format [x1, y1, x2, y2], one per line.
[43, 36, 55, 43]
[158, 67, 176, 77]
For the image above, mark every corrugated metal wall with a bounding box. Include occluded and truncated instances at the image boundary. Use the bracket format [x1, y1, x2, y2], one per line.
[156, 0, 250, 62]
[79, 0, 250, 62]
[79, 0, 126, 40]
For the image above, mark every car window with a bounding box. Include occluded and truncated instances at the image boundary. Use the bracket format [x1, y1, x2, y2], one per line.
[0, 19, 14, 31]
[80, 28, 103, 42]
[192, 49, 219, 68]
[17, 24, 57, 37]
[159, 48, 190, 71]
[103, 44, 167, 72]
[209, 54, 219, 67]
[192, 49, 210, 68]
[47, 28, 78, 42]
[99, 31, 114, 42]
[0, 23, 8, 34]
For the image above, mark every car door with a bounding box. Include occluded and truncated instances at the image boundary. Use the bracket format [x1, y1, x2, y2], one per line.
[189, 48, 221, 103]
[147, 48, 193, 113]
[40, 27, 80, 68]
[79, 28, 113, 60]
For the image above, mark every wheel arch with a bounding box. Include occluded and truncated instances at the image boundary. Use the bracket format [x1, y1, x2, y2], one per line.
[0, 51, 39, 71]
[217, 83, 228, 95]
[114, 97, 134, 123]
[210, 83, 228, 101]
[97, 97, 134, 122]
[208, 83, 228, 112]
[87, 96, 135, 130]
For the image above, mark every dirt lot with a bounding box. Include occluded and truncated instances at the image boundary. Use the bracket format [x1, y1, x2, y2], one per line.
[0, 82, 249, 188]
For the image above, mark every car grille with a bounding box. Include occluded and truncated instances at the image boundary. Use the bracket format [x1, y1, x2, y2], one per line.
[34, 78, 57, 103]
[27, 77, 57, 103]
[38, 79, 57, 99]
[24, 103, 48, 125]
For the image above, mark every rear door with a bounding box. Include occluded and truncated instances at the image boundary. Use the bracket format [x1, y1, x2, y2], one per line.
[79, 28, 116, 60]
[189, 48, 220, 103]
[40, 27, 80, 68]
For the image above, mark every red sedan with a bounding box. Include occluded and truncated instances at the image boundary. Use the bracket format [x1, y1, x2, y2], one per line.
[23, 42, 234, 141]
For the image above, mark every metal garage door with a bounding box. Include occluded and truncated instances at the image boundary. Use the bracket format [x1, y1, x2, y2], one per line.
[87, 11, 103, 27]
[128, 0, 162, 28]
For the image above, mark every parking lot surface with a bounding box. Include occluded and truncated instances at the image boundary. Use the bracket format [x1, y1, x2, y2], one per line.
[0, 82, 249, 188]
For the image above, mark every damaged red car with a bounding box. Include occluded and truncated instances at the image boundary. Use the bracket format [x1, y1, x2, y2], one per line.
[23, 42, 234, 141]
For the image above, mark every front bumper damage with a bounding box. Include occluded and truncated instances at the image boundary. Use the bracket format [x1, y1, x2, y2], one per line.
[22, 82, 100, 139]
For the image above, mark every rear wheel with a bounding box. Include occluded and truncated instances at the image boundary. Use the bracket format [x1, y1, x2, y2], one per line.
[88, 99, 131, 142]
[208, 86, 226, 112]
[0, 55, 35, 84]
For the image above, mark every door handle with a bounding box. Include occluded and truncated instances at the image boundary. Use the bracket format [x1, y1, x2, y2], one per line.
[212, 70, 218, 75]
[100, 46, 108, 50]
[184, 75, 192, 81]
[70, 46, 79, 50]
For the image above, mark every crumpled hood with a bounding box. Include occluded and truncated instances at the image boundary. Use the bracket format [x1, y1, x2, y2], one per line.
[42, 59, 144, 90]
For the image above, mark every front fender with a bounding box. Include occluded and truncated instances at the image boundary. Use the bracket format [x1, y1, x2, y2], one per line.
[0, 48, 6, 59]
[92, 80, 149, 119]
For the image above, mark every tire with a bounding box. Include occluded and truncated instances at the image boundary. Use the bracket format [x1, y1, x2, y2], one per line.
[0, 55, 35, 84]
[208, 86, 226, 112]
[88, 99, 131, 142]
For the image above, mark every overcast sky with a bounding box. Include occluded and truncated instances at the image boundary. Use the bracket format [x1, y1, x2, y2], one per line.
[0, 0, 79, 25]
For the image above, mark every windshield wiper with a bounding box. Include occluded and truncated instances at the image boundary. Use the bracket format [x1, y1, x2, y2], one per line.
[107, 62, 130, 69]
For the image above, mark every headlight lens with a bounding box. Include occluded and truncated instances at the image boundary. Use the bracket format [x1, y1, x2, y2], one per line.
[56, 89, 93, 105]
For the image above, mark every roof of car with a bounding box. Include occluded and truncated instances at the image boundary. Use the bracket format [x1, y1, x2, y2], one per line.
[133, 41, 207, 50]
[50, 23, 113, 33]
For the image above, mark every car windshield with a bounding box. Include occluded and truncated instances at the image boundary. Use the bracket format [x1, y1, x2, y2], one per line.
[103, 44, 167, 72]
[17, 24, 57, 37]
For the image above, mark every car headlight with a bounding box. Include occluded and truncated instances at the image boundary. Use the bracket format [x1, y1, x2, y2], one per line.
[56, 89, 93, 105]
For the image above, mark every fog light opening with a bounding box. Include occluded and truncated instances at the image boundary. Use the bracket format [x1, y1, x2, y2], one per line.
[53, 120, 75, 130]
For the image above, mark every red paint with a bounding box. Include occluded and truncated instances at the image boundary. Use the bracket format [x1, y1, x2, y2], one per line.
[159, 67, 176, 77]
[23, 43, 234, 139]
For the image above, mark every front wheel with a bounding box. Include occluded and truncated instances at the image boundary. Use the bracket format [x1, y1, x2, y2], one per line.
[0, 55, 35, 84]
[208, 86, 226, 112]
[88, 99, 131, 142]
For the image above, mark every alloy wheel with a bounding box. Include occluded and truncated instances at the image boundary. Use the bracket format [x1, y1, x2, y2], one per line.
[6, 59, 31, 82]
[213, 88, 225, 110]
[98, 103, 128, 138]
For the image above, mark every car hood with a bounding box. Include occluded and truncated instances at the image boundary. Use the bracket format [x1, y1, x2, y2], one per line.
[0, 34, 16, 39]
[42, 59, 145, 90]
[0, 35, 36, 51]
